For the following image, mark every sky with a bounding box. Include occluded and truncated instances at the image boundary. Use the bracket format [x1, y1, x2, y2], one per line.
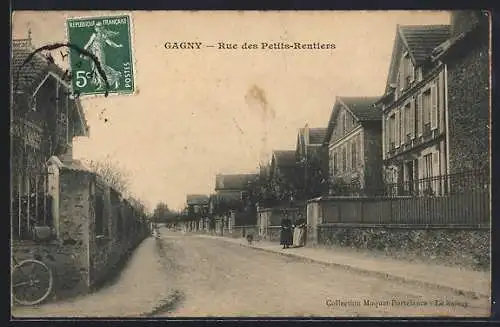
[12, 10, 451, 212]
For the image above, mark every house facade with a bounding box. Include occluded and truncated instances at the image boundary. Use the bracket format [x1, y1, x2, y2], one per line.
[186, 194, 210, 231]
[11, 37, 89, 240]
[378, 12, 489, 196]
[212, 173, 259, 232]
[325, 96, 384, 195]
[269, 150, 299, 201]
[296, 125, 329, 198]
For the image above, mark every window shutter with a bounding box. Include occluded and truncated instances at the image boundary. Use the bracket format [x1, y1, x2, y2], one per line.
[400, 109, 405, 146]
[417, 93, 423, 136]
[384, 117, 392, 152]
[417, 156, 424, 195]
[431, 82, 438, 130]
[432, 151, 440, 178]
[395, 110, 400, 147]
[432, 150, 440, 195]
[410, 98, 415, 139]
[345, 142, 351, 171]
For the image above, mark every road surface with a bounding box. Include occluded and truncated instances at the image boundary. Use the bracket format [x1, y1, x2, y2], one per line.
[12, 229, 490, 318]
[155, 230, 489, 317]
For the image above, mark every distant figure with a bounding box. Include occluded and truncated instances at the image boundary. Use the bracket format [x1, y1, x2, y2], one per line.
[280, 214, 293, 249]
[246, 233, 254, 245]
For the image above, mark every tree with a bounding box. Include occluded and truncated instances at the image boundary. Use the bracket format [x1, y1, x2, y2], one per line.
[152, 202, 178, 223]
[85, 158, 131, 195]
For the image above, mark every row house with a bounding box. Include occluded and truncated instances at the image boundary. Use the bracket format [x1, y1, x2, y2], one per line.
[186, 194, 210, 231]
[377, 24, 452, 196]
[295, 125, 329, 198]
[212, 173, 259, 232]
[324, 96, 384, 195]
[269, 150, 300, 201]
[378, 11, 489, 196]
[11, 36, 89, 240]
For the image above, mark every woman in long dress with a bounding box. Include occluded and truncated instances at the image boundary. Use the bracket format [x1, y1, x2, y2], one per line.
[280, 215, 293, 249]
[81, 22, 123, 90]
[295, 218, 307, 247]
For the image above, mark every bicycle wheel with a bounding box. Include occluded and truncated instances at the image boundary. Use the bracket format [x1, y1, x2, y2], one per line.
[12, 259, 53, 306]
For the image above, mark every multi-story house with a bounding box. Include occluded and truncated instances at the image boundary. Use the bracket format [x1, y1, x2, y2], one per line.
[324, 96, 383, 195]
[186, 194, 209, 216]
[269, 150, 300, 201]
[295, 125, 328, 198]
[378, 11, 489, 196]
[214, 173, 259, 205]
[186, 194, 210, 231]
[213, 173, 259, 231]
[11, 36, 89, 239]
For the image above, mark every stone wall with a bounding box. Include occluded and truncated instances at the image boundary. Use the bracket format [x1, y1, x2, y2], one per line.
[12, 242, 89, 301]
[317, 225, 490, 271]
[12, 169, 92, 301]
[87, 179, 148, 288]
[446, 28, 489, 173]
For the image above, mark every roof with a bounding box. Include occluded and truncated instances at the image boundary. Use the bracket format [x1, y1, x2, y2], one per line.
[339, 96, 381, 121]
[186, 194, 210, 205]
[215, 173, 259, 190]
[324, 96, 381, 144]
[272, 150, 297, 168]
[12, 38, 89, 135]
[399, 25, 451, 65]
[385, 24, 451, 94]
[308, 128, 327, 145]
[12, 39, 51, 93]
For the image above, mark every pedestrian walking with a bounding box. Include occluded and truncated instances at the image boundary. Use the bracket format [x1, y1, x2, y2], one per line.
[280, 213, 293, 249]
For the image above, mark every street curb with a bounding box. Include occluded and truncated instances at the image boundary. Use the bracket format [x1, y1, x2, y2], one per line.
[205, 236, 489, 300]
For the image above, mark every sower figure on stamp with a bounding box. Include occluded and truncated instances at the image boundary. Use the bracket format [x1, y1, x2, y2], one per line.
[280, 211, 293, 249]
[80, 22, 123, 90]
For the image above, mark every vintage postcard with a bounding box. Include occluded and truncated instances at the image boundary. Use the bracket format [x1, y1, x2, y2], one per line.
[10, 10, 491, 318]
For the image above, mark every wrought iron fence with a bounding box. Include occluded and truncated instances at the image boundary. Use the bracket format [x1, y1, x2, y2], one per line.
[384, 169, 489, 197]
[317, 169, 490, 226]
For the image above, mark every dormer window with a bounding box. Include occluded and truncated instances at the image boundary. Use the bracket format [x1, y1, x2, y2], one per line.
[400, 51, 415, 91]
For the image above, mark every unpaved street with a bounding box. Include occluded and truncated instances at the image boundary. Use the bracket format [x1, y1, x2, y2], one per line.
[12, 230, 490, 318]
[156, 230, 489, 317]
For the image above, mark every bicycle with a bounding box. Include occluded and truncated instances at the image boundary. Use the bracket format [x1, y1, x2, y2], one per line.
[11, 255, 53, 306]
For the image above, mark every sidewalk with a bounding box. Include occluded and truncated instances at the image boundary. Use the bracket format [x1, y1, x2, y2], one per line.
[196, 234, 490, 299]
[11, 237, 182, 318]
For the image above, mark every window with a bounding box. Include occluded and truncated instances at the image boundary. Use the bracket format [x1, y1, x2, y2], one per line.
[400, 52, 414, 90]
[404, 102, 413, 142]
[341, 112, 347, 135]
[333, 152, 338, 175]
[342, 147, 347, 172]
[351, 138, 357, 169]
[424, 153, 433, 179]
[415, 96, 420, 136]
[389, 114, 396, 149]
[422, 89, 432, 132]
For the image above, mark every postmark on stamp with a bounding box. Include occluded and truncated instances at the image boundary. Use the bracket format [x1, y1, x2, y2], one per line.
[66, 15, 135, 97]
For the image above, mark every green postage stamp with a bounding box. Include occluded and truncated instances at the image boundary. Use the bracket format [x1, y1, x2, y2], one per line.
[66, 15, 135, 96]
